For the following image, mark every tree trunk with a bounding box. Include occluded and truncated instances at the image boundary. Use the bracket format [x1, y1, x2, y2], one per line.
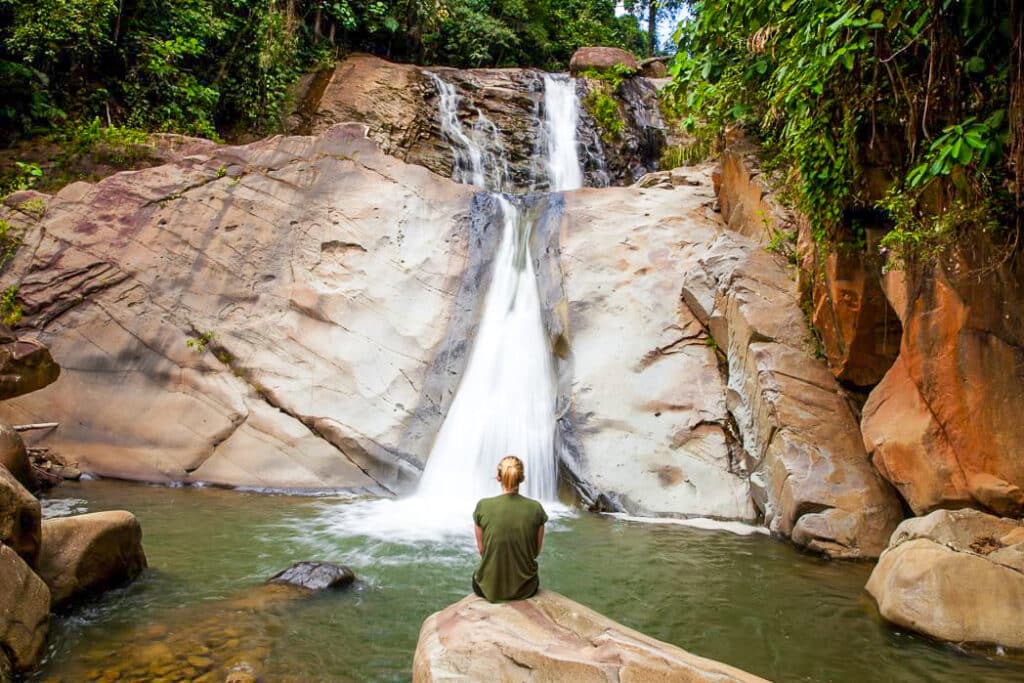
[647, 1, 658, 57]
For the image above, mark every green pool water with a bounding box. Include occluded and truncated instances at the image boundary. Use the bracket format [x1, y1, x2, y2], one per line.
[33, 480, 1024, 682]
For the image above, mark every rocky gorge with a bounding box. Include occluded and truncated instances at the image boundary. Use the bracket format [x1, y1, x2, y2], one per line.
[0, 48, 1021, 679]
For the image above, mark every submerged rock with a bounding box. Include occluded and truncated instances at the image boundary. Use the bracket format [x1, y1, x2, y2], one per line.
[569, 47, 640, 75]
[267, 561, 355, 591]
[412, 590, 765, 682]
[36, 509, 147, 608]
[0, 464, 40, 565]
[866, 509, 1024, 648]
[0, 544, 50, 673]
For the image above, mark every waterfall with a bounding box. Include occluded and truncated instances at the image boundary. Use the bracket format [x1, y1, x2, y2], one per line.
[322, 73, 581, 542]
[542, 74, 584, 192]
[427, 72, 510, 192]
[417, 197, 557, 502]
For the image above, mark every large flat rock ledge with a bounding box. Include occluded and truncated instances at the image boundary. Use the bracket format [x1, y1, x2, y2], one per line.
[413, 590, 765, 682]
[866, 508, 1024, 649]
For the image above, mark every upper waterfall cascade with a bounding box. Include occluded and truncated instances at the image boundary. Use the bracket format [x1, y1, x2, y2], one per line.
[417, 72, 585, 501]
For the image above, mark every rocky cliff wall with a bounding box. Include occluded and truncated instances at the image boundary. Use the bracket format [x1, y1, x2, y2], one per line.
[291, 53, 662, 189]
[716, 142, 1024, 520]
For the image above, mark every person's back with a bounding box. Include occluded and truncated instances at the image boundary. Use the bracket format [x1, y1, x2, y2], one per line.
[472, 456, 548, 602]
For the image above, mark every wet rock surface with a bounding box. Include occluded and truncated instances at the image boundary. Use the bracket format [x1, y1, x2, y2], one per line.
[267, 561, 355, 591]
[867, 509, 1024, 648]
[36, 510, 147, 608]
[0, 543, 50, 673]
[42, 567, 357, 683]
[413, 590, 766, 682]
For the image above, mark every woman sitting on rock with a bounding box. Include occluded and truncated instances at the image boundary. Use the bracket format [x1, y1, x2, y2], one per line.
[472, 455, 548, 602]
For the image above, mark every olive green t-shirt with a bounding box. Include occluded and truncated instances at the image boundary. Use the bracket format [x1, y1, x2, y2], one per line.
[473, 493, 548, 602]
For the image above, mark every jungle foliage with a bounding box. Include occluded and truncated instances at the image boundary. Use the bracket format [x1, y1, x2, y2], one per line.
[665, 0, 1023, 264]
[0, 0, 644, 142]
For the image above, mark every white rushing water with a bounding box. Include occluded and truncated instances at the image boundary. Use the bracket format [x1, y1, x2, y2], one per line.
[321, 73, 584, 542]
[427, 72, 511, 191]
[418, 196, 557, 502]
[542, 74, 584, 192]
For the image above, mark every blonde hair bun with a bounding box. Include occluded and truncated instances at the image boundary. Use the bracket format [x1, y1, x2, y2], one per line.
[497, 455, 525, 491]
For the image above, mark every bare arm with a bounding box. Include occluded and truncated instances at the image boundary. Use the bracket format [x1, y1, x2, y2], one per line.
[536, 525, 545, 555]
[475, 524, 484, 555]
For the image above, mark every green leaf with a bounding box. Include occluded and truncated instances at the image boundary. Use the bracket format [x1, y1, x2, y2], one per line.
[965, 56, 985, 73]
[842, 52, 855, 70]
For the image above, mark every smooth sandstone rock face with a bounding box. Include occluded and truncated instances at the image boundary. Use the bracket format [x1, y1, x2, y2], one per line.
[569, 47, 640, 75]
[0, 544, 50, 672]
[0, 125, 474, 491]
[559, 172, 755, 521]
[413, 591, 766, 683]
[866, 509, 1024, 648]
[679, 230, 902, 558]
[863, 259, 1024, 516]
[0, 465, 40, 566]
[36, 510, 148, 608]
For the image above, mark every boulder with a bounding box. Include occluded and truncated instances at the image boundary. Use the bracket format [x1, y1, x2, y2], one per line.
[640, 57, 669, 78]
[36, 510, 147, 608]
[413, 591, 765, 682]
[0, 421, 33, 489]
[679, 229, 903, 558]
[0, 544, 50, 672]
[863, 253, 1024, 516]
[0, 464, 40, 565]
[0, 327, 60, 401]
[414, 590, 765, 682]
[569, 47, 640, 76]
[866, 509, 1024, 648]
[267, 561, 355, 590]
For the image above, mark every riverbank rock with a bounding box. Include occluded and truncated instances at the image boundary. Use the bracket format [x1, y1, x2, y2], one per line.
[413, 590, 765, 682]
[677, 225, 902, 558]
[0, 465, 40, 565]
[36, 510, 147, 608]
[0, 544, 50, 673]
[569, 47, 640, 76]
[0, 124, 474, 491]
[866, 509, 1024, 648]
[0, 422, 33, 489]
[0, 326, 60, 401]
[267, 561, 355, 591]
